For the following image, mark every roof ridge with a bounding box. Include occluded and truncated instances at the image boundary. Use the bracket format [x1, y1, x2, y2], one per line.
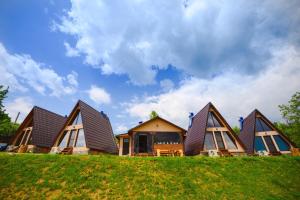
[33, 106, 66, 118]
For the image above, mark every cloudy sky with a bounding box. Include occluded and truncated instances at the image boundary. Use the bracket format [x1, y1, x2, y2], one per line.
[1, 0, 299, 134]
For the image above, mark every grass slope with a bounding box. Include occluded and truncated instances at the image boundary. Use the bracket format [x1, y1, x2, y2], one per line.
[0, 153, 300, 200]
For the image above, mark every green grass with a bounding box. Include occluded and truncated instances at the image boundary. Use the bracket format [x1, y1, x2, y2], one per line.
[0, 153, 300, 200]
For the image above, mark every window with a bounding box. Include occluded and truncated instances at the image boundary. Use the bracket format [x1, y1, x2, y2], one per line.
[223, 132, 237, 149]
[255, 118, 272, 132]
[204, 132, 216, 150]
[58, 131, 69, 148]
[15, 131, 25, 146]
[154, 133, 180, 144]
[68, 130, 77, 147]
[75, 129, 86, 147]
[215, 131, 225, 149]
[273, 135, 290, 151]
[254, 136, 266, 151]
[72, 112, 82, 125]
[264, 136, 277, 153]
[207, 112, 222, 127]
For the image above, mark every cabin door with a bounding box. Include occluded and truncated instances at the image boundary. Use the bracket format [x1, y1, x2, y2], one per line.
[138, 135, 148, 153]
[122, 138, 129, 155]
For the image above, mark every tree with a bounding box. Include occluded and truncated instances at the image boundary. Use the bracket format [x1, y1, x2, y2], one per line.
[0, 86, 19, 136]
[149, 111, 159, 119]
[232, 126, 240, 135]
[276, 92, 300, 147]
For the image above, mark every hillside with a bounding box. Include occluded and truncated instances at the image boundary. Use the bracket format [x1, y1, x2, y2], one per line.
[0, 153, 299, 200]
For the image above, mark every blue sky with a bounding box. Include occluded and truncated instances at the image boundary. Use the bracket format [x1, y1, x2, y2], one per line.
[1, 0, 300, 134]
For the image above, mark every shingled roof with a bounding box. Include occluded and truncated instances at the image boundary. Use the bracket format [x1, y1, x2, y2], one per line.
[184, 102, 245, 155]
[239, 109, 295, 154]
[54, 100, 118, 154]
[12, 106, 67, 148]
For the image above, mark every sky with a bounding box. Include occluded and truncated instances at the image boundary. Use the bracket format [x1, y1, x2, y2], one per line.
[0, 0, 300, 134]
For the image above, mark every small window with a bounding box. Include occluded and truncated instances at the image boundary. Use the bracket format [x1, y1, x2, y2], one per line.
[204, 132, 216, 150]
[255, 118, 272, 132]
[71, 112, 82, 125]
[223, 132, 237, 149]
[273, 135, 290, 151]
[254, 136, 267, 151]
[207, 112, 223, 127]
[215, 131, 225, 149]
[75, 129, 86, 147]
[58, 131, 69, 148]
[68, 130, 77, 147]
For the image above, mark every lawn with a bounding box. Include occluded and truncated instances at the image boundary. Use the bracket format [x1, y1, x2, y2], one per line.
[0, 153, 300, 200]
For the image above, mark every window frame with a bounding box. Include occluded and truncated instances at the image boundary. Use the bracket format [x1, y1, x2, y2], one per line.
[255, 131, 291, 153]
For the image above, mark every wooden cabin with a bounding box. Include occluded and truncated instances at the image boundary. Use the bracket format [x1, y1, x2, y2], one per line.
[239, 109, 295, 156]
[117, 116, 186, 156]
[50, 100, 118, 155]
[185, 103, 245, 156]
[8, 106, 66, 153]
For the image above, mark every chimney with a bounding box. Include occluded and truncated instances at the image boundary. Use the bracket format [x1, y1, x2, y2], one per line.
[139, 121, 143, 124]
[189, 112, 194, 128]
[239, 117, 244, 130]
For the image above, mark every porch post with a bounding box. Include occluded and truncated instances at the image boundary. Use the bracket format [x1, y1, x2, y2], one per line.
[119, 137, 123, 156]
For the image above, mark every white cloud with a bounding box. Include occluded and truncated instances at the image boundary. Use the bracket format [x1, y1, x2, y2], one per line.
[5, 97, 34, 123]
[124, 45, 300, 129]
[55, 0, 300, 85]
[67, 71, 78, 86]
[0, 42, 78, 97]
[115, 124, 128, 134]
[87, 85, 111, 105]
[160, 79, 174, 92]
[64, 42, 80, 57]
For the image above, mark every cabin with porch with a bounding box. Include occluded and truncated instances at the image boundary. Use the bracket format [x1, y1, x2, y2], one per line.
[8, 106, 66, 153]
[50, 100, 118, 155]
[117, 116, 186, 156]
[185, 102, 245, 156]
[239, 109, 295, 156]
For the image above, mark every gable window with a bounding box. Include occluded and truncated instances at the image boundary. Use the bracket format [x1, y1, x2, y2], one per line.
[215, 131, 225, 149]
[273, 135, 290, 151]
[15, 127, 33, 146]
[207, 112, 223, 128]
[254, 136, 267, 151]
[255, 118, 272, 132]
[57, 111, 86, 148]
[204, 132, 216, 150]
[223, 131, 237, 149]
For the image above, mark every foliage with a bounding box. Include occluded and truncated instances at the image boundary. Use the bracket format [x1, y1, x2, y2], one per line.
[149, 110, 159, 119]
[276, 92, 300, 147]
[0, 154, 299, 199]
[0, 86, 19, 136]
[232, 126, 240, 135]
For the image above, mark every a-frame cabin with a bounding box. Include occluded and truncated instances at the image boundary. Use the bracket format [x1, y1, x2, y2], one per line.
[51, 100, 118, 154]
[239, 109, 295, 155]
[8, 106, 67, 153]
[185, 103, 245, 156]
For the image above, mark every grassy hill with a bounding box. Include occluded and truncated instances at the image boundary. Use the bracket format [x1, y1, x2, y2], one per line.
[0, 153, 299, 200]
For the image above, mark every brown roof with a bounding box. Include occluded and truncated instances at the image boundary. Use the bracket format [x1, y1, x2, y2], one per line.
[239, 109, 295, 154]
[55, 100, 118, 154]
[12, 106, 67, 148]
[185, 102, 245, 155]
[128, 116, 187, 134]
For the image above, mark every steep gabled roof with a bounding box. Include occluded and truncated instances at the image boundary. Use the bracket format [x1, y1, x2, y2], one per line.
[55, 100, 118, 154]
[185, 102, 245, 155]
[239, 109, 295, 154]
[12, 106, 67, 148]
[128, 116, 186, 133]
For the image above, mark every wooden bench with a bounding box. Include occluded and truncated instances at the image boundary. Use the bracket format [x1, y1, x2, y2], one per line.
[60, 147, 73, 155]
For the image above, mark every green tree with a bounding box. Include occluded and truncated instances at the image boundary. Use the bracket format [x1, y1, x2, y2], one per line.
[0, 86, 19, 136]
[149, 111, 159, 119]
[232, 126, 240, 135]
[276, 92, 300, 147]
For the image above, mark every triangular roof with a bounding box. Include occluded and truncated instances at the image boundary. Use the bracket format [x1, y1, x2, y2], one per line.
[239, 109, 295, 154]
[12, 106, 67, 148]
[128, 116, 186, 134]
[54, 100, 118, 154]
[185, 102, 245, 155]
